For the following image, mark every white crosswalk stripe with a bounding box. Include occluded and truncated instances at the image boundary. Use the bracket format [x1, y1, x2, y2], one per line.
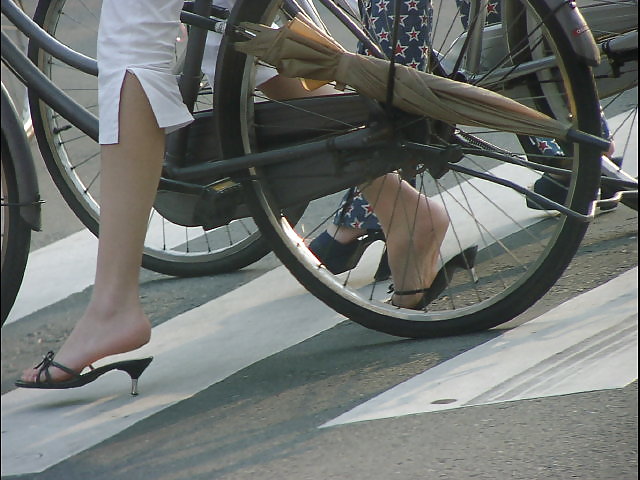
[3, 267, 637, 476]
[1, 111, 636, 476]
[322, 268, 638, 428]
[1, 265, 345, 476]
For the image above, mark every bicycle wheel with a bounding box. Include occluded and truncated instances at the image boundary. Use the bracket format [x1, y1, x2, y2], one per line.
[28, 0, 270, 277]
[216, 0, 603, 337]
[1, 133, 32, 325]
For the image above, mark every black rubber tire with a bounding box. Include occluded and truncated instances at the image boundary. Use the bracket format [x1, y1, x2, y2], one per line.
[217, 0, 603, 337]
[1, 135, 32, 326]
[27, 0, 272, 277]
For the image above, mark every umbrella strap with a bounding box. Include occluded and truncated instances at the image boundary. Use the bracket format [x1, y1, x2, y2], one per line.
[385, 0, 403, 113]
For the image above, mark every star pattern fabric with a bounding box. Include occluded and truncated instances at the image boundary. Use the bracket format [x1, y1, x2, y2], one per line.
[455, 0, 502, 29]
[358, 0, 433, 72]
[334, 0, 432, 230]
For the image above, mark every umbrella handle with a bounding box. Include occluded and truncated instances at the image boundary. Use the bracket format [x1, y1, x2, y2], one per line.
[566, 128, 611, 152]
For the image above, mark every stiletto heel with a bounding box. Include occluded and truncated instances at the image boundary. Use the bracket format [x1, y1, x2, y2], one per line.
[374, 248, 391, 281]
[469, 266, 479, 284]
[117, 357, 153, 396]
[390, 246, 479, 310]
[15, 351, 154, 395]
[453, 246, 479, 284]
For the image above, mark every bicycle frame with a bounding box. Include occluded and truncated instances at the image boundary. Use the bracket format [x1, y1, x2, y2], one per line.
[1, 0, 632, 227]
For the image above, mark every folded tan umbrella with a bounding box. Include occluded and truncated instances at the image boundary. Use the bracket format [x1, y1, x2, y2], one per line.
[235, 14, 571, 140]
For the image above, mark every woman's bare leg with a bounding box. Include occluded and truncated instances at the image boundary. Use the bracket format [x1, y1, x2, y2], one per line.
[21, 73, 162, 382]
[360, 174, 449, 308]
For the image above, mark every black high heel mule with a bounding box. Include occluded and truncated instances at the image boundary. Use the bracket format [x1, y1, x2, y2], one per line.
[15, 351, 153, 396]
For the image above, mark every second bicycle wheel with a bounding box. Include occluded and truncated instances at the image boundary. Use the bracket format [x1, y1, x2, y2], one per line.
[1, 104, 33, 325]
[582, 0, 638, 210]
[27, 0, 270, 277]
[216, 0, 604, 338]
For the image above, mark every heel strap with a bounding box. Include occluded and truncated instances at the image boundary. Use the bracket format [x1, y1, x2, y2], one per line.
[387, 284, 431, 296]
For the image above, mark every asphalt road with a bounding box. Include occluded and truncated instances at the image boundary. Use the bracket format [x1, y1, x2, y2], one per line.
[1, 113, 637, 478]
[1, 210, 637, 480]
[1, 3, 638, 479]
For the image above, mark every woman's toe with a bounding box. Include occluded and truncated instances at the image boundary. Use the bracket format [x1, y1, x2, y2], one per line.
[20, 368, 36, 383]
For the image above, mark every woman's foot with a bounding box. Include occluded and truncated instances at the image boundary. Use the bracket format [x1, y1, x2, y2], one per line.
[309, 229, 374, 274]
[387, 196, 450, 309]
[357, 174, 450, 308]
[390, 246, 478, 309]
[20, 304, 151, 385]
[528, 140, 619, 211]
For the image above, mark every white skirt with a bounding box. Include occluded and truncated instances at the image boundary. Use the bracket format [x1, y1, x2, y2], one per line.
[97, 0, 194, 144]
[97, 0, 277, 145]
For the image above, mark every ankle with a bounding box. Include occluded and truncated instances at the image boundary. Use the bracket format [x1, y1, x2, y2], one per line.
[86, 291, 144, 319]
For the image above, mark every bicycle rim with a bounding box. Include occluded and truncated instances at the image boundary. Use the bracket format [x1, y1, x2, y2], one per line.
[27, 0, 270, 277]
[222, 0, 604, 337]
[216, 0, 604, 337]
[1, 136, 32, 325]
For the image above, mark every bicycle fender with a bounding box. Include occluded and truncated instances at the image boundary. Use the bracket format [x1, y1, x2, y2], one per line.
[1, 84, 42, 231]
[503, 0, 600, 67]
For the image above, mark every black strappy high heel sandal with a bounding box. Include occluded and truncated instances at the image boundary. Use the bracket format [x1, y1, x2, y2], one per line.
[309, 229, 387, 274]
[390, 246, 479, 310]
[15, 351, 153, 396]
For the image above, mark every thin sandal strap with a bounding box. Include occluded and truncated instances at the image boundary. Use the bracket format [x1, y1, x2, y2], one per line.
[34, 351, 81, 385]
[387, 285, 431, 296]
[392, 288, 432, 296]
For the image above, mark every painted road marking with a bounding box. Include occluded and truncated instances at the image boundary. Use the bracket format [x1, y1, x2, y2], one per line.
[322, 267, 638, 428]
[6, 229, 98, 323]
[3, 228, 637, 475]
[1, 264, 344, 476]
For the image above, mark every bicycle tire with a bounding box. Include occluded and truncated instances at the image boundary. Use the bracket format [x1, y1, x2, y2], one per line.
[27, 0, 271, 277]
[1, 133, 32, 325]
[216, 0, 603, 337]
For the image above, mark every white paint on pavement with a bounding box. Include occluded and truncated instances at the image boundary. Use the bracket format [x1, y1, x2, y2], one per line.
[5, 218, 209, 324]
[1, 265, 344, 476]
[6, 229, 97, 324]
[322, 268, 638, 428]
